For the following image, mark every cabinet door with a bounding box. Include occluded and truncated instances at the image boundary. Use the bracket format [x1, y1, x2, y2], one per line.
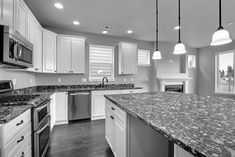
[115, 119, 126, 157]
[50, 94, 56, 130]
[2, 0, 14, 28]
[119, 43, 137, 74]
[71, 38, 85, 73]
[55, 92, 68, 125]
[105, 108, 115, 153]
[16, 0, 27, 38]
[92, 95, 105, 120]
[57, 36, 72, 73]
[34, 25, 42, 72]
[43, 29, 57, 73]
[27, 13, 35, 44]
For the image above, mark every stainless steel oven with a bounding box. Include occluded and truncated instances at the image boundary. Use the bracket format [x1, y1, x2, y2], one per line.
[33, 99, 50, 131]
[34, 116, 51, 157]
[0, 25, 33, 68]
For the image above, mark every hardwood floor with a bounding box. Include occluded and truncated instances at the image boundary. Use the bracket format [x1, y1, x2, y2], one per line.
[46, 120, 114, 157]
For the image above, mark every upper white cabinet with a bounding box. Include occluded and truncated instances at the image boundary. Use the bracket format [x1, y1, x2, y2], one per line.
[15, 0, 28, 38]
[57, 35, 85, 74]
[43, 29, 57, 73]
[2, 0, 14, 28]
[118, 42, 137, 75]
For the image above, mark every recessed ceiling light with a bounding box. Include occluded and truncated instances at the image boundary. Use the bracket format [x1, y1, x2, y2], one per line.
[102, 30, 108, 34]
[54, 3, 63, 9]
[174, 26, 180, 30]
[73, 21, 80, 25]
[127, 30, 133, 34]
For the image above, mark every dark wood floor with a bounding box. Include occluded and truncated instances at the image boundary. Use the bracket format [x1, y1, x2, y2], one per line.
[46, 120, 114, 157]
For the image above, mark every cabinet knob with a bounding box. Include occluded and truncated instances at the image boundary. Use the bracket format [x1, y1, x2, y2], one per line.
[17, 136, 24, 143]
[55, 71, 57, 72]
[110, 115, 115, 120]
[111, 107, 115, 111]
[16, 120, 24, 126]
[35, 68, 38, 71]
[21, 152, 25, 157]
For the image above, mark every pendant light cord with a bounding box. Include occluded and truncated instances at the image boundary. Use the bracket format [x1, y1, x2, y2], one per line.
[156, 0, 159, 51]
[219, 0, 222, 28]
[178, 0, 181, 42]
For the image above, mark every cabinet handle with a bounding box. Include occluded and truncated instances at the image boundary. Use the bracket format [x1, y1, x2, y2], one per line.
[55, 71, 57, 72]
[110, 115, 115, 120]
[21, 152, 25, 157]
[111, 107, 115, 111]
[17, 136, 24, 143]
[16, 120, 24, 126]
[35, 68, 39, 71]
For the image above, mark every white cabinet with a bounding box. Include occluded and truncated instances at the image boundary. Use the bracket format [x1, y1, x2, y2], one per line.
[118, 42, 137, 75]
[91, 90, 122, 120]
[55, 92, 68, 125]
[15, 0, 28, 38]
[57, 35, 85, 74]
[2, 0, 14, 28]
[105, 100, 127, 157]
[43, 29, 57, 73]
[50, 93, 56, 130]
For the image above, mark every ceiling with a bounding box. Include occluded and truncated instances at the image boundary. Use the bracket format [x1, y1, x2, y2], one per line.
[24, 0, 235, 48]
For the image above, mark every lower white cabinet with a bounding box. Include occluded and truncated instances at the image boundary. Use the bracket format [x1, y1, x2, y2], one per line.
[50, 93, 56, 130]
[105, 99, 127, 157]
[55, 92, 68, 125]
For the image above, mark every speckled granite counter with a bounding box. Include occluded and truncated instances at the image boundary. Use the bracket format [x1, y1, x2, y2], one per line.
[104, 92, 235, 157]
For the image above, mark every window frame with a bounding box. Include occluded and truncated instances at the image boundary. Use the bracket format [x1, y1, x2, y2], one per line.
[89, 44, 115, 82]
[137, 49, 151, 66]
[215, 50, 235, 94]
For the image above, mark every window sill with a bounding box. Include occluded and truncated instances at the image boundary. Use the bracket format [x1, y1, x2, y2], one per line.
[88, 78, 115, 82]
[214, 91, 235, 95]
[137, 64, 151, 67]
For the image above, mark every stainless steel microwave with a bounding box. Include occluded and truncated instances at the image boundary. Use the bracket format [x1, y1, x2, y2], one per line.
[0, 25, 33, 68]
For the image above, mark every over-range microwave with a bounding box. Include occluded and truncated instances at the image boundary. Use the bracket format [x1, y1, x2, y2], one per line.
[0, 25, 33, 68]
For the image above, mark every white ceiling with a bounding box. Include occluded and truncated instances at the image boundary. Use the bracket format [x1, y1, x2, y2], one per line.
[24, 0, 235, 48]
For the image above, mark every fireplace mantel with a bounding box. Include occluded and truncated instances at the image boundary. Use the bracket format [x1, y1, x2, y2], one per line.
[157, 73, 192, 93]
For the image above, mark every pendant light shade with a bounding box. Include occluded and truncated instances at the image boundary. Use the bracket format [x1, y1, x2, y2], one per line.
[210, 0, 232, 46]
[173, 0, 186, 55]
[152, 0, 162, 60]
[173, 42, 186, 54]
[152, 50, 162, 59]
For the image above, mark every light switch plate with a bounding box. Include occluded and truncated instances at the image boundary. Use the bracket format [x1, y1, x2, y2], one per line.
[131, 78, 134, 82]
[12, 78, 16, 85]
[82, 78, 87, 82]
[30, 78, 33, 84]
[58, 78, 61, 83]
[124, 78, 126, 82]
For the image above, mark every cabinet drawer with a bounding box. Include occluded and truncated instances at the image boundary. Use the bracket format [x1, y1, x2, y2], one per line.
[3, 123, 31, 157]
[2, 109, 31, 146]
[106, 100, 126, 125]
[15, 138, 31, 157]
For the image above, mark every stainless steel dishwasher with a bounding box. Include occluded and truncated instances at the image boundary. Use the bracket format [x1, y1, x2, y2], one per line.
[68, 91, 91, 121]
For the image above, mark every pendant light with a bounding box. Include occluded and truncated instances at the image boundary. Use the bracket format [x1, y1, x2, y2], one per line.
[152, 0, 162, 60]
[210, 0, 232, 46]
[173, 0, 186, 54]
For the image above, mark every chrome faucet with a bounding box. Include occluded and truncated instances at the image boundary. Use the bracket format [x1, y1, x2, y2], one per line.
[101, 77, 108, 88]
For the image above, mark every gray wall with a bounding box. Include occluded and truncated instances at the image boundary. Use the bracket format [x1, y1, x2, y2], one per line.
[36, 27, 155, 92]
[0, 68, 36, 89]
[198, 41, 235, 98]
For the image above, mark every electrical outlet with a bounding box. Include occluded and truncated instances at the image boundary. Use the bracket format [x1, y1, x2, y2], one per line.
[82, 78, 87, 83]
[131, 78, 134, 82]
[30, 78, 33, 84]
[58, 77, 61, 83]
[124, 78, 126, 82]
[12, 78, 16, 85]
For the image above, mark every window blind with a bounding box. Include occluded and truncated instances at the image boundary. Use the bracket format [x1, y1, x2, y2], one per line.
[138, 49, 150, 66]
[89, 45, 114, 80]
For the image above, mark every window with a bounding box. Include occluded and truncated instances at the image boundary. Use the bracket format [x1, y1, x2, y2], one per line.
[89, 45, 114, 81]
[188, 55, 196, 68]
[138, 49, 150, 66]
[216, 51, 235, 93]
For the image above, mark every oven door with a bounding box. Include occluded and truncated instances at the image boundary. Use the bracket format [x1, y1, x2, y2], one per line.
[34, 118, 51, 157]
[34, 100, 50, 131]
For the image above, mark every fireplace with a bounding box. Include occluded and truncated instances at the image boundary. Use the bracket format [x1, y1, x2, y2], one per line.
[165, 85, 184, 93]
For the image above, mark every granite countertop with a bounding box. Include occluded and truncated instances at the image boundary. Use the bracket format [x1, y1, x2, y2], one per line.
[104, 92, 235, 157]
[0, 84, 142, 125]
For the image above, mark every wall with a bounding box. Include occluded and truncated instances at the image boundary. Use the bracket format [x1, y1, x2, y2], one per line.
[0, 68, 36, 89]
[35, 27, 155, 92]
[198, 40, 235, 98]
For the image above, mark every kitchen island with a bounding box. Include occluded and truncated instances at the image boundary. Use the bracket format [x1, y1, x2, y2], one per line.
[104, 92, 235, 157]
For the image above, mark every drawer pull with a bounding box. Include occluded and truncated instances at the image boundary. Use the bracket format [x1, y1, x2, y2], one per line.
[16, 120, 24, 126]
[17, 136, 24, 143]
[110, 115, 115, 120]
[21, 152, 25, 157]
[111, 107, 115, 110]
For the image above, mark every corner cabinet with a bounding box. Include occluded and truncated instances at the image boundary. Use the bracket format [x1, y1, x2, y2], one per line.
[43, 29, 57, 73]
[57, 35, 86, 74]
[118, 42, 137, 75]
[105, 99, 127, 157]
